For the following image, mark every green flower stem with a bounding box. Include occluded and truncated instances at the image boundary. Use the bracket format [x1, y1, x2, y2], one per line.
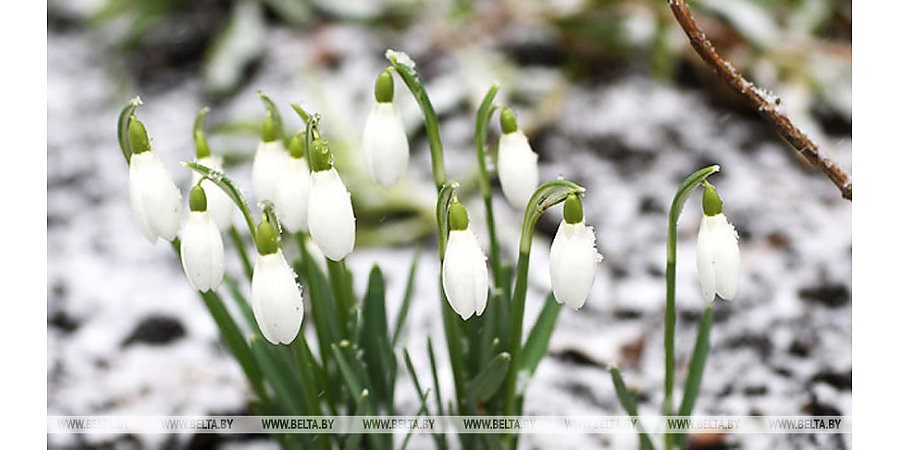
[502, 181, 585, 430]
[675, 304, 714, 449]
[474, 82, 503, 284]
[386, 50, 447, 189]
[663, 165, 719, 450]
[229, 225, 254, 279]
[327, 259, 353, 339]
[291, 338, 331, 450]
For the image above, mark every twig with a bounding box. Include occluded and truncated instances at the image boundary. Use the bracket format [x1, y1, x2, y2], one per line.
[668, 0, 852, 200]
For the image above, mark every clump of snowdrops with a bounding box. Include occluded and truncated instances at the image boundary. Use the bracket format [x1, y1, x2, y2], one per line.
[117, 49, 740, 450]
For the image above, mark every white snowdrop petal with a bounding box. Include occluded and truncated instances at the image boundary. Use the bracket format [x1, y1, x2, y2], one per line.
[442, 229, 489, 320]
[696, 216, 718, 303]
[129, 152, 182, 242]
[128, 154, 155, 241]
[497, 130, 539, 209]
[194, 156, 234, 229]
[251, 251, 304, 345]
[308, 169, 356, 261]
[549, 222, 601, 309]
[252, 140, 287, 201]
[712, 216, 740, 300]
[180, 211, 225, 292]
[363, 103, 409, 188]
[275, 158, 311, 233]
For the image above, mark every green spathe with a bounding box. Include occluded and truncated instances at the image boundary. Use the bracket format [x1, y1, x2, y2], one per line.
[189, 185, 208, 212]
[255, 220, 279, 255]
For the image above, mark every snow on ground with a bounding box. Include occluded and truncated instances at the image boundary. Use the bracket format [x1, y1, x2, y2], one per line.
[48, 16, 850, 450]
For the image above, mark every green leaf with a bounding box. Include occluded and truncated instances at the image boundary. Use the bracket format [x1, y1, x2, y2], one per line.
[342, 390, 369, 450]
[404, 348, 448, 450]
[116, 97, 142, 164]
[392, 249, 420, 347]
[465, 352, 510, 406]
[249, 336, 305, 415]
[330, 341, 368, 404]
[184, 161, 257, 243]
[295, 233, 341, 360]
[426, 338, 445, 417]
[610, 367, 656, 450]
[358, 266, 393, 409]
[675, 305, 714, 448]
[519, 293, 563, 375]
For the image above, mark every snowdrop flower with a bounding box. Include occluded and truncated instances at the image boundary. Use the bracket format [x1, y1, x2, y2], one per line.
[441, 201, 489, 320]
[251, 219, 303, 345]
[549, 194, 602, 309]
[251, 112, 287, 202]
[307, 139, 356, 261]
[191, 130, 234, 229]
[275, 132, 311, 233]
[497, 108, 539, 209]
[362, 70, 409, 188]
[127, 117, 183, 242]
[696, 183, 740, 302]
[180, 186, 225, 292]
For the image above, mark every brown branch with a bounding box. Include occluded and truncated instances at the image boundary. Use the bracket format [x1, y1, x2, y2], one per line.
[668, 0, 852, 200]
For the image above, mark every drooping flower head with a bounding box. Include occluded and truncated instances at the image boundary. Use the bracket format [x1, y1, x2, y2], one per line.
[441, 201, 489, 320]
[275, 132, 311, 233]
[251, 112, 287, 202]
[307, 138, 356, 261]
[696, 182, 740, 302]
[251, 218, 303, 345]
[549, 193, 602, 309]
[180, 185, 225, 292]
[497, 108, 539, 210]
[127, 116, 183, 243]
[363, 69, 410, 188]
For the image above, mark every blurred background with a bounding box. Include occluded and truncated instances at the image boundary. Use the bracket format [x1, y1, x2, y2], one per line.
[47, 0, 851, 449]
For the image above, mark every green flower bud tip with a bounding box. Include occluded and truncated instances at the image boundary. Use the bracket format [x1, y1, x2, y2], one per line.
[194, 130, 211, 158]
[449, 201, 469, 231]
[256, 219, 279, 255]
[702, 182, 723, 216]
[563, 193, 583, 224]
[309, 138, 334, 172]
[288, 132, 306, 159]
[374, 70, 394, 103]
[261, 113, 278, 142]
[189, 185, 208, 212]
[128, 116, 151, 154]
[500, 108, 518, 134]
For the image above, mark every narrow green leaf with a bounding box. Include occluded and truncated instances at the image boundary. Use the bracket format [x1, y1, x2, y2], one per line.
[327, 259, 354, 339]
[610, 367, 656, 450]
[400, 389, 431, 450]
[197, 289, 268, 404]
[675, 305, 714, 448]
[392, 249, 420, 347]
[331, 342, 365, 403]
[404, 348, 448, 450]
[342, 390, 369, 450]
[465, 352, 510, 406]
[295, 233, 341, 358]
[358, 266, 391, 408]
[249, 336, 305, 415]
[426, 338, 445, 417]
[519, 293, 563, 375]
